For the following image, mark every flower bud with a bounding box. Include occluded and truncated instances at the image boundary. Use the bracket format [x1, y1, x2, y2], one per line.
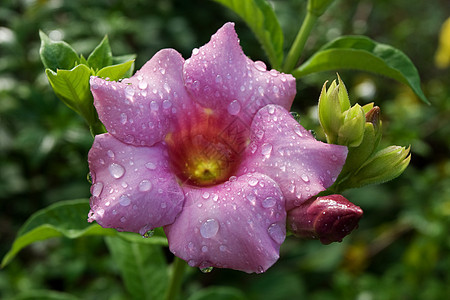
[349, 145, 411, 187]
[337, 104, 366, 147]
[287, 195, 363, 245]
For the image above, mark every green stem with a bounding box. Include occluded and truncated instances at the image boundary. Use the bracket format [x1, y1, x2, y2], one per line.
[283, 11, 318, 73]
[165, 256, 187, 300]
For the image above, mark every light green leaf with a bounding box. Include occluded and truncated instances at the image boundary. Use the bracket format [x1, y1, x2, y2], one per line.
[105, 236, 168, 300]
[39, 31, 80, 71]
[293, 36, 429, 104]
[213, 0, 284, 68]
[1, 199, 116, 268]
[45, 64, 95, 124]
[97, 60, 135, 81]
[87, 36, 113, 71]
[188, 287, 247, 300]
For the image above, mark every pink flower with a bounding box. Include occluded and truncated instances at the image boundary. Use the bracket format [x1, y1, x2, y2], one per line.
[87, 23, 348, 273]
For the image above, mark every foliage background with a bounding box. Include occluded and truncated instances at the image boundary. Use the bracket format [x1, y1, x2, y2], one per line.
[0, 0, 449, 299]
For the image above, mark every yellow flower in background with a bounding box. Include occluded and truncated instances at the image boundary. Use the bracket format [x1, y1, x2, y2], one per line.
[435, 17, 450, 68]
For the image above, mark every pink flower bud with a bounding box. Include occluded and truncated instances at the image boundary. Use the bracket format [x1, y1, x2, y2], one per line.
[287, 194, 363, 244]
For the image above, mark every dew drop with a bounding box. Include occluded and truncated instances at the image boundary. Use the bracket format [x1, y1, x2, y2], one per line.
[246, 193, 256, 205]
[268, 106, 275, 114]
[159, 68, 166, 75]
[145, 162, 157, 170]
[201, 245, 208, 252]
[138, 180, 152, 192]
[200, 218, 219, 238]
[261, 143, 273, 158]
[120, 113, 127, 124]
[192, 48, 199, 56]
[143, 230, 154, 238]
[294, 126, 303, 137]
[125, 86, 135, 97]
[262, 196, 276, 208]
[215, 74, 222, 83]
[301, 174, 310, 183]
[91, 182, 103, 197]
[256, 265, 264, 274]
[119, 195, 131, 206]
[227, 100, 241, 115]
[219, 245, 227, 252]
[138, 81, 148, 90]
[163, 99, 172, 109]
[268, 223, 285, 244]
[248, 177, 259, 187]
[202, 191, 210, 199]
[120, 216, 126, 223]
[150, 101, 159, 111]
[200, 266, 213, 273]
[254, 61, 267, 72]
[109, 163, 125, 179]
[107, 150, 115, 158]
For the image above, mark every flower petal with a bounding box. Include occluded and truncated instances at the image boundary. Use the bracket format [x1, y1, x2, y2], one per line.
[238, 105, 348, 210]
[90, 49, 193, 147]
[183, 22, 296, 124]
[88, 133, 185, 235]
[164, 173, 286, 273]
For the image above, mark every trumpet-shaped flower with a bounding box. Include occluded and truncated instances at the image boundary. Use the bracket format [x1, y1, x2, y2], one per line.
[87, 23, 348, 273]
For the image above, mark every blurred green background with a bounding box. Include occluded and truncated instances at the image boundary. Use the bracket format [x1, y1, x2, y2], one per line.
[1, 0, 449, 299]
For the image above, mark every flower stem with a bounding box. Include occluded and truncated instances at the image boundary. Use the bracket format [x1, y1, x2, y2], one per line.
[165, 256, 186, 300]
[283, 11, 318, 73]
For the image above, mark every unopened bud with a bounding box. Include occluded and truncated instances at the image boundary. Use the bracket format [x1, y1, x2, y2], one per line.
[350, 145, 411, 187]
[338, 104, 366, 147]
[287, 194, 363, 245]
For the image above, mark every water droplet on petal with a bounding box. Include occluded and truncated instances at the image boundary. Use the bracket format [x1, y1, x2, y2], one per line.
[138, 180, 152, 192]
[200, 218, 219, 238]
[109, 163, 125, 179]
[261, 143, 273, 158]
[200, 266, 213, 273]
[138, 81, 148, 90]
[256, 265, 264, 274]
[143, 230, 154, 238]
[192, 48, 199, 56]
[145, 162, 157, 170]
[201, 245, 208, 252]
[227, 100, 241, 115]
[91, 182, 103, 197]
[107, 150, 115, 158]
[254, 61, 267, 72]
[125, 86, 135, 97]
[301, 174, 310, 182]
[119, 195, 131, 206]
[268, 223, 285, 244]
[294, 126, 303, 137]
[219, 245, 227, 252]
[163, 99, 172, 109]
[150, 101, 159, 111]
[120, 113, 127, 124]
[202, 191, 210, 199]
[248, 177, 259, 187]
[262, 196, 276, 208]
[268, 106, 275, 114]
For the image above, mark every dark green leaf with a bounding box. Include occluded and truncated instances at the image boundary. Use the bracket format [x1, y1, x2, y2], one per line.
[39, 31, 80, 71]
[213, 0, 284, 68]
[188, 287, 247, 300]
[96, 60, 135, 81]
[105, 236, 168, 300]
[293, 36, 429, 104]
[45, 64, 95, 124]
[87, 36, 113, 71]
[1, 199, 116, 268]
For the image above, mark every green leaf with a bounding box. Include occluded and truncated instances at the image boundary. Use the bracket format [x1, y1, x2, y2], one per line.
[45, 64, 95, 124]
[105, 236, 168, 300]
[96, 60, 135, 81]
[87, 36, 113, 71]
[188, 286, 247, 300]
[39, 31, 80, 71]
[1, 199, 116, 268]
[213, 0, 284, 68]
[293, 36, 430, 104]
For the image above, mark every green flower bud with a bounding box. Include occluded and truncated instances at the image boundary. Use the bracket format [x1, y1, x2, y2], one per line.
[348, 145, 411, 188]
[318, 80, 342, 144]
[337, 104, 366, 147]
